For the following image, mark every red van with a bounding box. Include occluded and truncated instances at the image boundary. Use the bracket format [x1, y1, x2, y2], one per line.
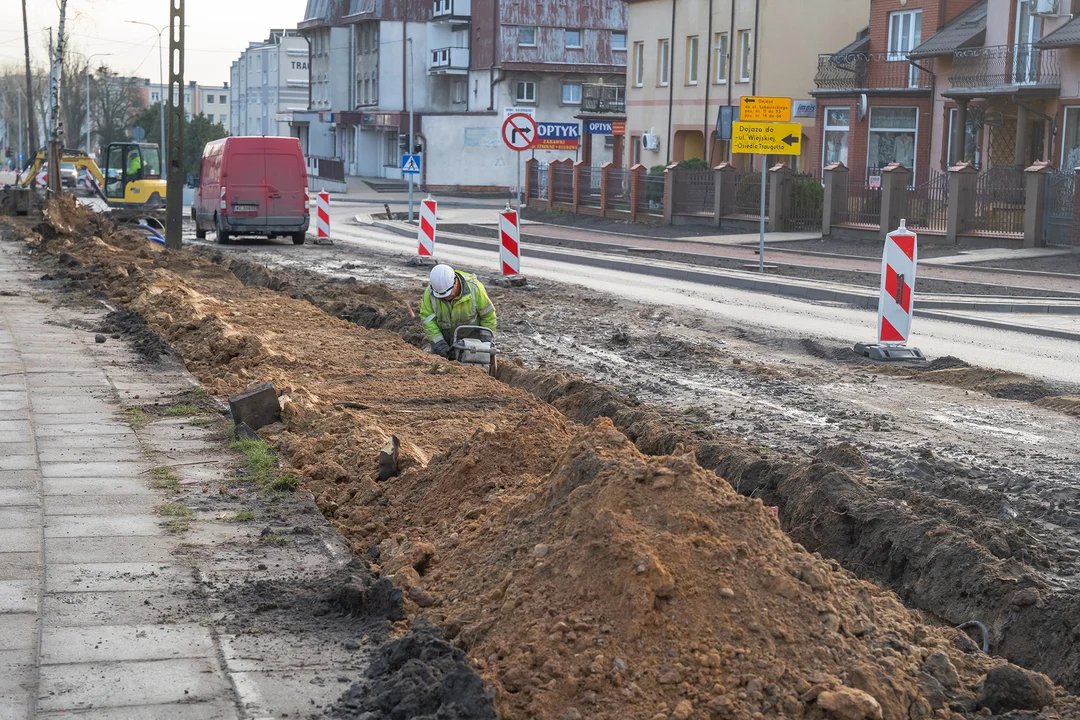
[193, 137, 310, 245]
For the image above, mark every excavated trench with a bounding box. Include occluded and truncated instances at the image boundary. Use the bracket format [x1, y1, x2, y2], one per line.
[6, 201, 1080, 718]
[209, 250, 1080, 697]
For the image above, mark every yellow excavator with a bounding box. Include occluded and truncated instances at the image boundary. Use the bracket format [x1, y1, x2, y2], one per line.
[17, 142, 167, 210]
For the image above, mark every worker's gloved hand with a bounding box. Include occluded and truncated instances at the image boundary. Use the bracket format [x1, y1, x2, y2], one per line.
[431, 339, 450, 358]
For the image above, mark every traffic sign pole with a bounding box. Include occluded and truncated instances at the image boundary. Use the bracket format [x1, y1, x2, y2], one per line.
[759, 160, 766, 274]
[501, 113, 539, 209]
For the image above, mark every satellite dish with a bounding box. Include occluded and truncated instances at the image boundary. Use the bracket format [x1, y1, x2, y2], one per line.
[132, 126, 147, 142]
[858, 94, 868, 121]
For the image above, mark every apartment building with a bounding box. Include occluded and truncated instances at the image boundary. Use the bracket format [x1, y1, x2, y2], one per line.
[229, 30, 310, 138]
[199, 84, 231, 127]
[294, 0, 627, 189]
[811, 0, 1080, 184]
[624, 0, 867, 172]
[141, 80, 198, 120]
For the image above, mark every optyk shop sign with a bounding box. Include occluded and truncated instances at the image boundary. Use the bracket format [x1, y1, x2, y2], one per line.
[586, 120, 626, 136]
[535, 122, 580, 151]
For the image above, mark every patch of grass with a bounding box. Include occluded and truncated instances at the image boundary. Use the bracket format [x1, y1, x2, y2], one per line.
[191, 417, 214, 427]
[149, 466, 180, 490]
[191, 387, 210, 400]
[164, 404, 201, 417]
[261, 534, 290, 546]
[163, 518, 192, 533]
[156, 502, 192, 517]
[230, 511, 255, 522]
[34, 297, 49, 304]
[122, 407, 147, 425]
[230, 438, 298, 494]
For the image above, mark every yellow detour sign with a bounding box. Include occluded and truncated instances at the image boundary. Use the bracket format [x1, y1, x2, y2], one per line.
[732, 121, 803, 155]
[740, 96, 792, 122]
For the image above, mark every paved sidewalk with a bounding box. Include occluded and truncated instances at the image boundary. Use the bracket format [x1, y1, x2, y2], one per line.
[0, 241, 367, 719]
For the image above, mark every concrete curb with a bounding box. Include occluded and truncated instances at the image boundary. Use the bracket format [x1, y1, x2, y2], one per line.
[912, 310, 1080, 343]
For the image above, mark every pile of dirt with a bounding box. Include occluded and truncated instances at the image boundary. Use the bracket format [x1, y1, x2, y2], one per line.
[13, 201, 1080, 718]
[97, 307, 172, 361]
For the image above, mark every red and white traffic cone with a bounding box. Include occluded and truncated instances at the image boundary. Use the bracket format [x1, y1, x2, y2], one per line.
[855, 219, 925, 361]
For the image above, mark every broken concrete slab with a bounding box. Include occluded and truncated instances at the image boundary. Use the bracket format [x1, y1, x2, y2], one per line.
[228, 383, 280, 433]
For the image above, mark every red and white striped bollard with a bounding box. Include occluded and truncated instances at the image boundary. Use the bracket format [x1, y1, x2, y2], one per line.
[418, 197, 437, 257]
[499, 205, 521, 277]
[316, 191, 332, 244]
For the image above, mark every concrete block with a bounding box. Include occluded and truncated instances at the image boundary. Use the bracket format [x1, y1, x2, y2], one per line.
[45, 536, 176, 565]
[44, 515, 163, 539]
[0, 488, 39, 507]
[0, 613, 38, 651]
[0, 456, 36, 472]
[0, 580, 38, 613]
[42, 477, 155, 498]
[41, 590, 195, 628]
[40, 623, 215, 665]
[39, 461, 145, 479]
[37, 700, 241, 720]
[0, 529, 39, 554]
[228, 383, 280, 433]
[0, 552, 41, 581]
[45, 562, 187, 593]
[44, 494, 157, 518]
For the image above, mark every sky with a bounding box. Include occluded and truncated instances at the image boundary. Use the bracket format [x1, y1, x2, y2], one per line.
[0, 0, 307, 86]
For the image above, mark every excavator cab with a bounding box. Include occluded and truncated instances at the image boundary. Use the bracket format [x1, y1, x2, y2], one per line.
[103, 142, 165, 207]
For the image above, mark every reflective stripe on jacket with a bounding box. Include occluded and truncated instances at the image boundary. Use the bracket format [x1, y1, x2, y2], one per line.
[419, 271, 497, 343]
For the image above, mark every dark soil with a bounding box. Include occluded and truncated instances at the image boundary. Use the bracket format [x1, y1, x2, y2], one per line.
[97, 307, 173, 361]
[333, 620, 497, 720]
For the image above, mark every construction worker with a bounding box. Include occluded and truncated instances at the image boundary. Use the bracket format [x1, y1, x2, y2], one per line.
[126, 149, 142, 179]
[421, 264, 497, 358]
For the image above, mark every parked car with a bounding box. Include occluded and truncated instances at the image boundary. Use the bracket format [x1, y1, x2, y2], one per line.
[192, 136, 309, 245]
[60, 163, 78, 188]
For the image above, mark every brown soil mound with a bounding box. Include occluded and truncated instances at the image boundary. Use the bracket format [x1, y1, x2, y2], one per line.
[13, 200, 1080, 719]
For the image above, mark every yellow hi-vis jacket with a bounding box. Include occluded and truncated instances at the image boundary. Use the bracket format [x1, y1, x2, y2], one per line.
[420, 271, 497, 344]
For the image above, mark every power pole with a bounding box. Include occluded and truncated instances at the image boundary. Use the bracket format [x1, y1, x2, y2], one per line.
[22, 0, 37, 159]
[48, 5, 68, 199]
[165, 1, 185, 250]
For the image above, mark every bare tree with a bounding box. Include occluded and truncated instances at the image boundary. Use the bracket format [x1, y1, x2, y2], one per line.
[60, 52, 88, 151]
[22, 0, 38, 155]
[92, 67, 144, 155]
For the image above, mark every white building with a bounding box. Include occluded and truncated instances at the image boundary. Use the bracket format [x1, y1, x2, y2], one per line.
[199, 84, 231, 127]
[294, 0, 628, 190]
[229, 29, 310, 138]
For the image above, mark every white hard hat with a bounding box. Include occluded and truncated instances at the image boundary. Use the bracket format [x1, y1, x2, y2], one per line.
[429, 264, 457, 299]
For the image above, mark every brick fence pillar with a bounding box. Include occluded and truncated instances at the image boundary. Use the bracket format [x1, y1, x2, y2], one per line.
[572, 160, 586, 214]
[822, 161, 849, 236]
[600, 162, 613, 216]
[767, 163, 793, 233]
[546, 160, 557, 210]
[879, 162, 912, 240]
[713, 162, 737, 227]
[1023, 160, 1052, 248]
[629, 164, 645, 223]
[663, 163, 679, 225]
[524, 158, 536, 207]
[947, 162, 979, 243]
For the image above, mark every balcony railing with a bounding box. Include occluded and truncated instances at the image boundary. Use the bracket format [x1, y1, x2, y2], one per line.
[432, 0, 470, 21]
[813, 52, 933, 92]
[581, 84, 626, 114]
[949, 44, 1059, 92]
[430, 46, 469, 73]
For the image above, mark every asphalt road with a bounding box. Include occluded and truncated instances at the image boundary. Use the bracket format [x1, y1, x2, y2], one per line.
[325, 212, 1080, 386]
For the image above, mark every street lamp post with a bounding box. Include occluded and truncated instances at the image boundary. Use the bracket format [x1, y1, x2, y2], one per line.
[81, 52, 112, 156]
[126, 20, 167, 175]
[406, 37, 414, 222]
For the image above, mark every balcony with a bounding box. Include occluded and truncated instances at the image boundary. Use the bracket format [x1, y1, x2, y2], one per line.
[430, 47, 469, 75]
[948, 45, 1059, 97]
[432, 0, 470, 22]
[812, 52, 933, 94]
[581, 84, 626, 115]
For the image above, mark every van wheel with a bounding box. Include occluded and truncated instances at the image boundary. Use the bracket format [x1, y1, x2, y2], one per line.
[292, 232, 306, 245]
[195, 225, 206, 240]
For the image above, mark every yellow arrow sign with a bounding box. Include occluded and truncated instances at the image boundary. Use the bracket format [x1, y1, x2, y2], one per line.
[740, 96, 792, 122]
[732, 121, 803, 156]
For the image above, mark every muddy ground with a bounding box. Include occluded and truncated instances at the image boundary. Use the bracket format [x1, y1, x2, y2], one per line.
[182, 228, 1080, 697]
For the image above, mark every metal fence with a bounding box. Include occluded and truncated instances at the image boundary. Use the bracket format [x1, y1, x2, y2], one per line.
[813, 51, 934, 92]
[605, 167, 632, 213]
[551, 164, 575, 205]
[529, 163, 548, 201]
[841, 179, 882, 228]
[638, 172, 665, 216]
[578, 166, 601, 207]
[1045, 170, 1074, 246]
[730, 172, 768, 219]
[789, 173, 823, 232]
[671, 170, 715, 216]
[969, 165, 1025, 237]
[905, 170, 949, 234]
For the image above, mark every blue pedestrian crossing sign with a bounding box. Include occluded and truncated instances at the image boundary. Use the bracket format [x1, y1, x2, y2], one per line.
[401, 154, 421, 175]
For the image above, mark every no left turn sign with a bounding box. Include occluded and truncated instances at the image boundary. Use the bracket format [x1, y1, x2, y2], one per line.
[502, 113, 539, 152]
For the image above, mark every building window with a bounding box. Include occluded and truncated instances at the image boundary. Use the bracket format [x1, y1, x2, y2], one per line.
[562, 83, 582, 104]
[658, 39, 670, 87]
[634, 42, 645, 86]
[566, 29, 582, 48]
[612, 32, 627, 51]
[947, 107, 981, 167]
[1062, 107, 1080, 169]
[518, 26, 536, 46]
[686, 36, 699, 85]
[208, 114, 215, 123]
[823, 107, 850, 169]
[868, 106, 918, 176]
[453, 79, 467, 104]
[516, 81, 537, 103]
[887, 10, 922, 62]
[714, 33, 728, 84]
[220, 95, 227, 104]
[737, 30, 752, 82]
[207, 95, 215, 104]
